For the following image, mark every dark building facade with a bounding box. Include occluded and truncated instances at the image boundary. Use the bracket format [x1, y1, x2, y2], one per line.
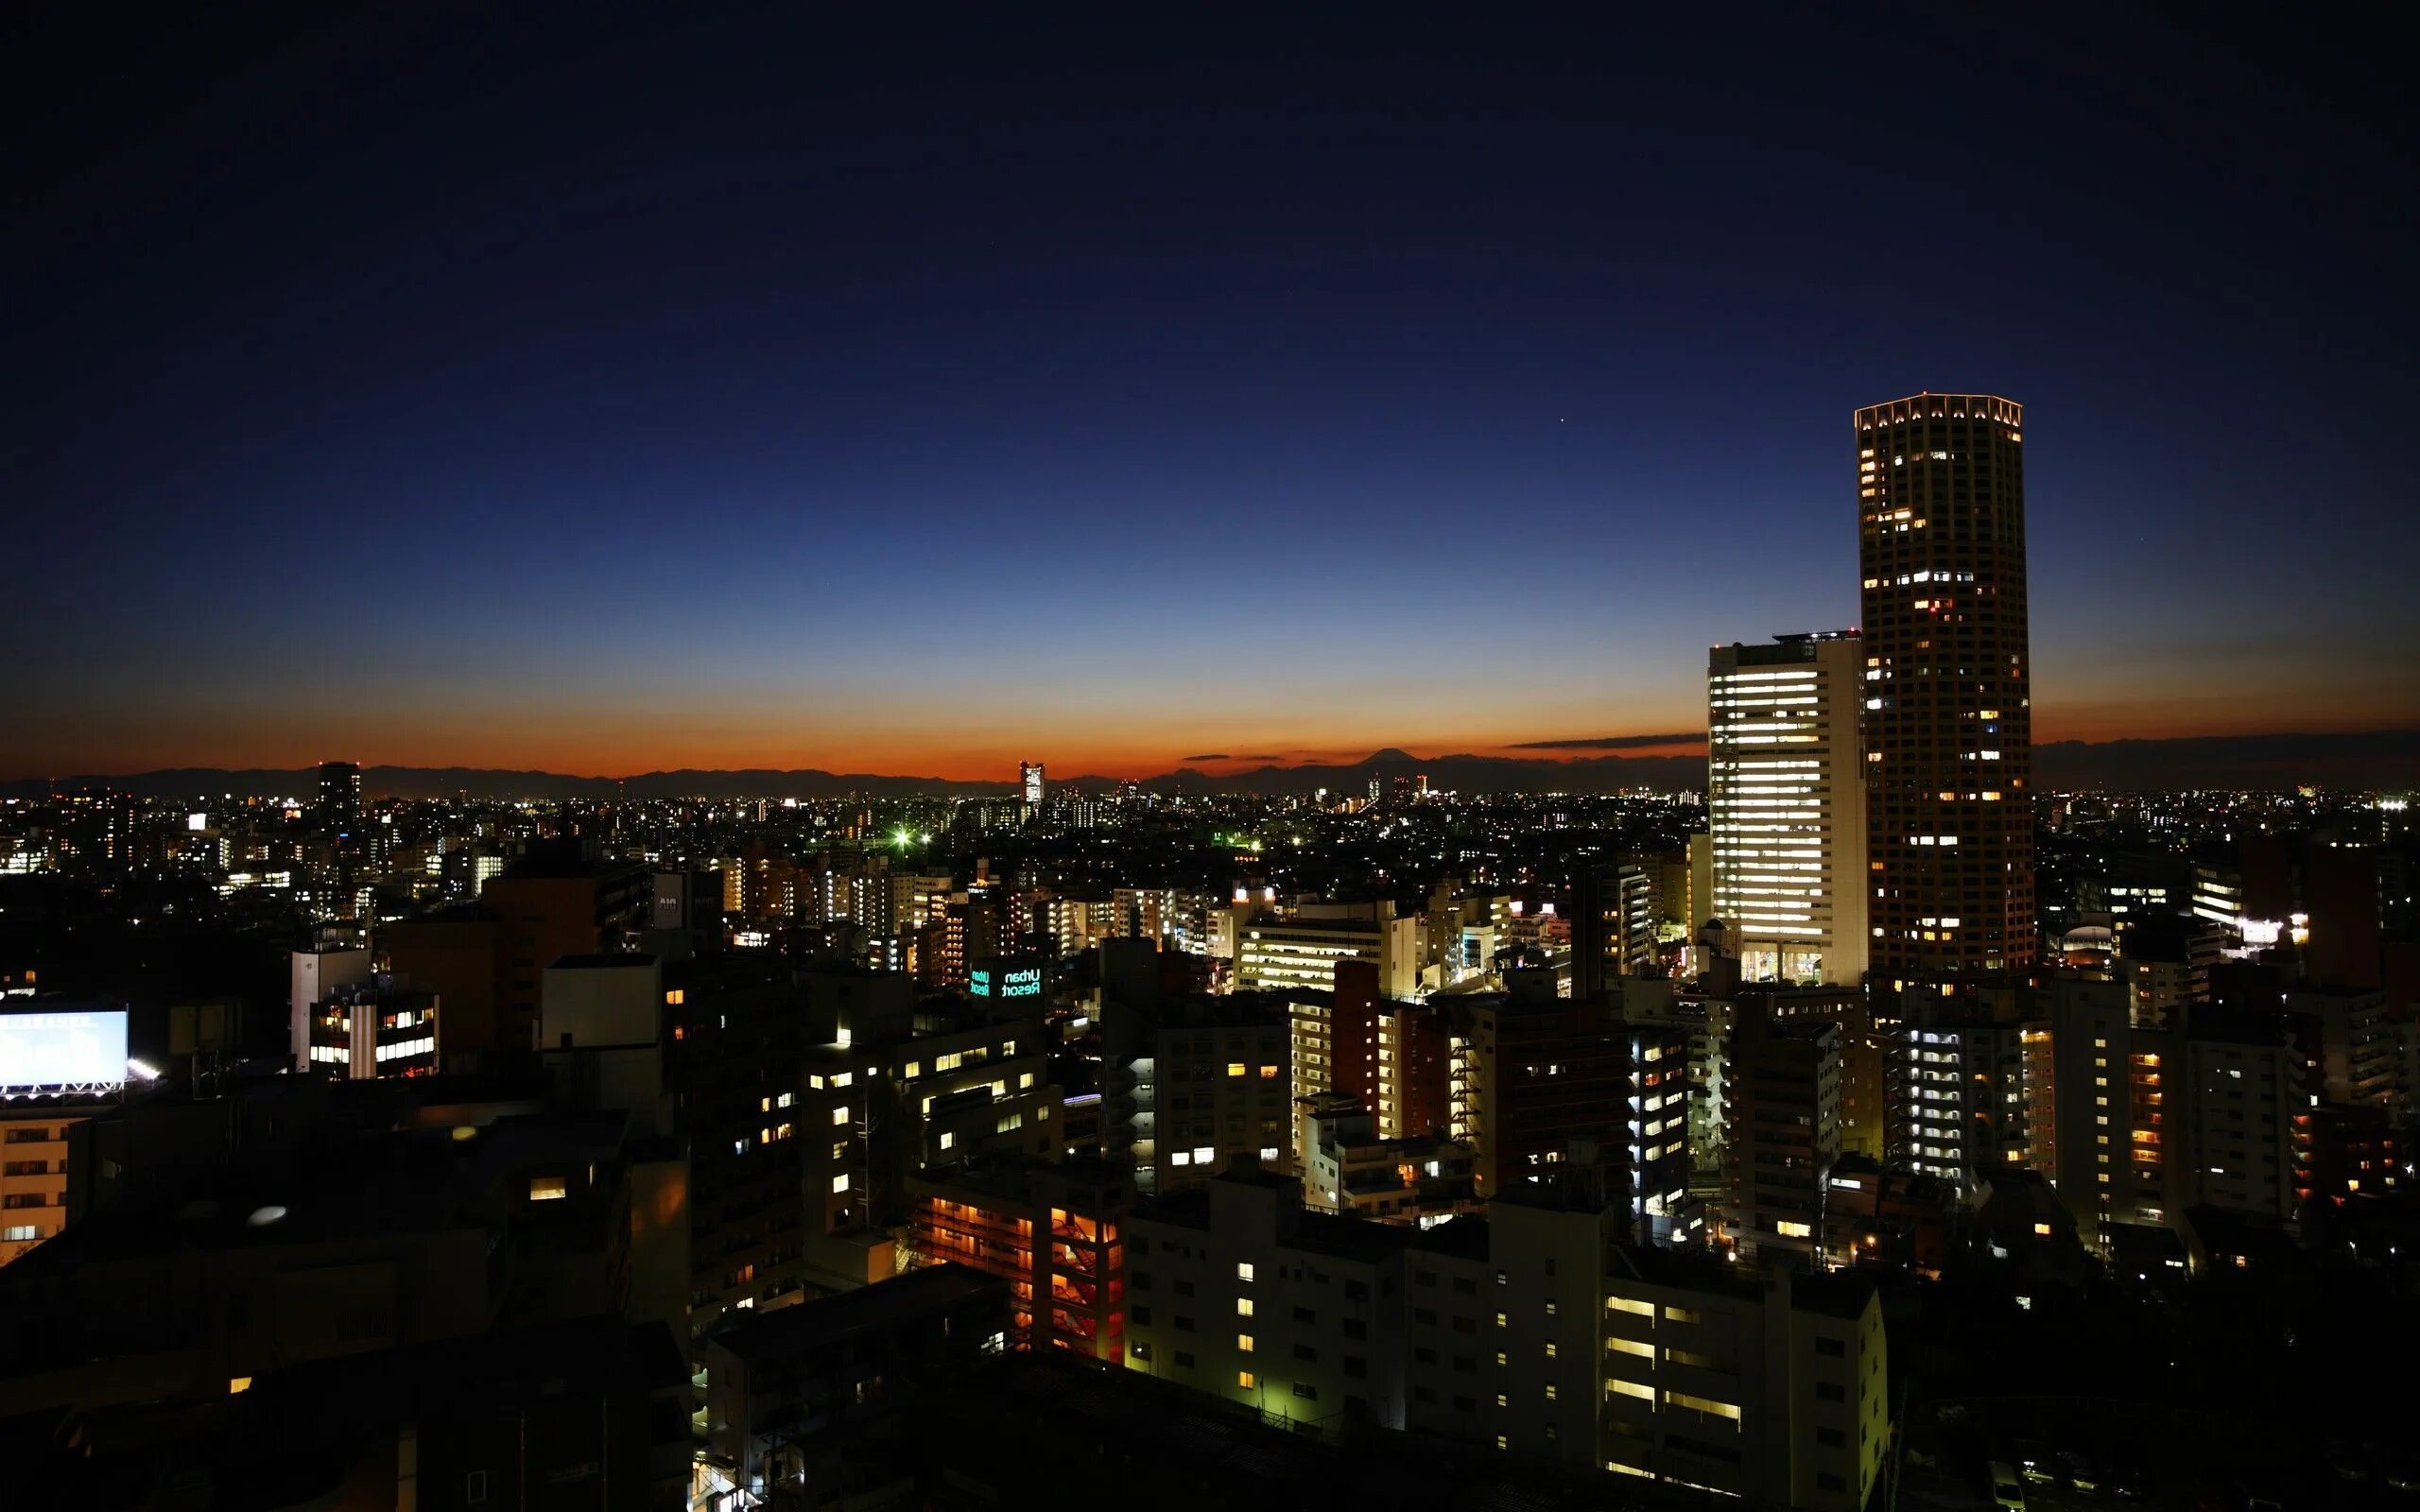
[1857, 392, 2035, 975]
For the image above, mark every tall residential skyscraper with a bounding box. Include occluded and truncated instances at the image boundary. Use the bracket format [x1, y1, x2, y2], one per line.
[1707, 632, 1867, 986]
[1019, 761, 1045, 804]
[316, 759, 363, 833]
[1855, 393, 2034, 975]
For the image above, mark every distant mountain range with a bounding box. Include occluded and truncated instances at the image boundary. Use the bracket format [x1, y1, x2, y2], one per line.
[8, 730, 2415, 800]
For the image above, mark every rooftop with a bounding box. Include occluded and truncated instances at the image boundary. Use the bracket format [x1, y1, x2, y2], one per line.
[708, 1263, 1005, 1364]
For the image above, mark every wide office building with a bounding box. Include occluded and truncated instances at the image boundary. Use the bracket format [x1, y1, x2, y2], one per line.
[1856, 392, 2035, 975]
[1708, 632, 1867, 986]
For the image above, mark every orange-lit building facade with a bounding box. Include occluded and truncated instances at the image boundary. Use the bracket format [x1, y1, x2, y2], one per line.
[907, 1160, 1131, 1361]
[2, 1099, 105, 1266]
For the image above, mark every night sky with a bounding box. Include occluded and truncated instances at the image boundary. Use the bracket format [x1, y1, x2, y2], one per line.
[8, 7, 2414, 781]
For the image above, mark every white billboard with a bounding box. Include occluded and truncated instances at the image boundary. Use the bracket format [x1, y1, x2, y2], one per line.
[0, 1009, 130, 1091]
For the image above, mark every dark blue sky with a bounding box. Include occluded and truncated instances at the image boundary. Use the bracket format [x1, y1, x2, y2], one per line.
[7, 5, 2413, 777]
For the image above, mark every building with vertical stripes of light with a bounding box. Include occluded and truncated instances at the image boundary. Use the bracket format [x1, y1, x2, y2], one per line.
[1856, 392, 2035, 976]
[1707, 632, 1868, 986]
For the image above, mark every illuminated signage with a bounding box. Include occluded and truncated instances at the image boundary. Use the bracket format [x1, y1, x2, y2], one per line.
[971, 966, 1045, 999]
[0, 1009, 130, 1094]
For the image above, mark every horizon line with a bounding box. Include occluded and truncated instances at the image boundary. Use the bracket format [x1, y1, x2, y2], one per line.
[9, 725, 2418, 789]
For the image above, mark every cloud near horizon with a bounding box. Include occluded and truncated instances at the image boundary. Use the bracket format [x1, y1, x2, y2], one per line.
[1181, 753, 1233, 762]
[1509, 732, 1706, 751]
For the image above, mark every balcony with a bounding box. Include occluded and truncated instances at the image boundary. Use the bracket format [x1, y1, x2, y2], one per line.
[920, 1200, 1033, 1246]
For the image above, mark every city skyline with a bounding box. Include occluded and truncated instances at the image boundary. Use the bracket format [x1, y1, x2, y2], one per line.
[6, 13, 2415, 1508]
[7, 9, 2417, 782]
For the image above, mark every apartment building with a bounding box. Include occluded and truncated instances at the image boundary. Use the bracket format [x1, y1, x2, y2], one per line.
[1123, 1159, 1417, 1436]
[1600, 1249, 1888, 1508]
[1725, 1000, 1841, 1264]
[1887, 1003, 2026, 1199]
[796, 970, 1060, 1281]
[1, 1097, 109, 1265]
[1295, 1091, 1478, 1224]
[1104, 990, 1292, 1195]
[1121, 1158, 1886, 1506]
[905, 1157, 1132, 1360]
[2177, 1007, 2305, 1225]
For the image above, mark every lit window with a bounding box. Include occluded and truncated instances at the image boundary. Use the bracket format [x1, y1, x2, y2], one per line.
[1237, 1297, 1254, 1316]
[229, 1376, 252, 1394]
[528, 1176, 567, 1202]
[1227, 1063, 1247, 1077]
[1239, 1371, 1256, 1389]
[832, 1107, 850, 1125]
[1237, 1333, 1254, 1352]
[832, 1175, 850, 1194]
[1237, 1263, 1255, 1282]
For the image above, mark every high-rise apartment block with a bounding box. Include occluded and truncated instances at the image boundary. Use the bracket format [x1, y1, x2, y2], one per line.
[1020, 762, 1046, 805]
[2176, 1009, 2305, 1225]
[316, 759, 363, 833]
[1708, 633, 1867, 986]
[1450, 970, 1630, 1204]
[1104, 991, 1293, 1194]
[795, 970, 1062, 1283]
[1570, 863, 1658, 997]
[662, 954, 811, 1332]
[1887, 1005, 2026, 1200]
[1857, 393, 2034, 975]
[905, 1157, 1132, 1359]
[2043, 976, 2173, 1247]
[1725, 997, 1841, 1264]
